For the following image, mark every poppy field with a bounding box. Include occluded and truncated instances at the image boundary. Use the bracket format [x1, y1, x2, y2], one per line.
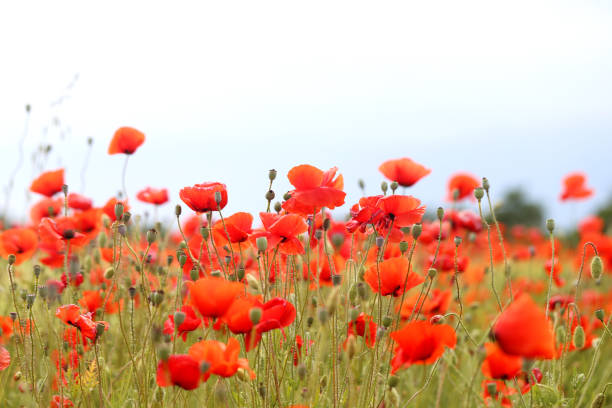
[1, 128, 611, 408]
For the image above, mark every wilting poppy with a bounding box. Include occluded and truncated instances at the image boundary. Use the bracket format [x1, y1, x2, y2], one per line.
[0, 228, 38, 264]
[560, 172, 593, 201]
[180, 182, 228, 213]
[390, 320, 456, 373]
[379, 158, 431, 187]
[108, 127, 145, 155]
[282, 165, 346, 215]
[30, 169, 64, 197]
[163, 305, 202, 341]
[137, 187, 169, 206]
[492, 294, 555, 359]
[187, 276, 244, 318]
[188, 337, 254, 381]
[67, 193, 93, 211]
[363, 256, 424, 297]
[447, 173, 480, 201]
[481, 342, 522, 379]
[156, 354, 201, 390]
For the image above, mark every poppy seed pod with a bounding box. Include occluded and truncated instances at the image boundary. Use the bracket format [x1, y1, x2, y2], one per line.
[454, 236, 462, 247]
[214, 191, 223, 205]
[114, 202, 124, 220]
[268, 169, 277, 181]
[249, 307, 263, 325]
[122, 212, 131, 223]
[590, 255, 603, 281]
[33, 265, 41, 278]
[128, 286, 137, 298]
[482, 177, 490, 192]
[265, 190, 275, 201]
[399, 240, 409, 254]
[437, 207, 444, 221]
[174, 205, 182, 217]
[375, 236, 384, 248]
[595, 309, 605, 323]
[573, 325, 586, 349]
[26, 294, 35, 309]
[274, 201, 282, 213]
[147, 228, 157, 244]
[381, 181, 388, 194]
[190, 268, 199, 281]
[428, 268, 437, 279]
[62, 184, 68, 196]
[322, 218, 331, 231]
[412, 223, 422, 239]
[256, 237, 268, 253]
[283, 192, 292, 201]
[390, 181, 399, 193]
[174, 311, 186, 327]
[546, 219, 555, 234]
[382, 315, 392, 328]
[358, 179, 365, 189]
[474, 187, 484, 200]
[8, 254, 16, 265]
[95, 322, 106, 338]
[486, 382, 497, 397]
[388, 375, 399, 388]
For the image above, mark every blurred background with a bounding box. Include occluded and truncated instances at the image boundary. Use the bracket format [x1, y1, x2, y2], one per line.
[1, 0, 611, 229]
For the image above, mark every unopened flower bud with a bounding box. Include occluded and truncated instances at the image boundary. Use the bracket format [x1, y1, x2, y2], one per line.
[256, 237, 268, 253]
[174, 311, 186, 327]
[430, 314, 444, 324]
[388, 375, 399, 388]
[358, 179, 365, 190]
[595, 309, 605, 323]
[177, 253, 187, 267]
[486, 382, 497, 397]
[590, 255, 603, 281]
[474, 187, 484, 200]
[380, 181, 388, 194]
[214, 191, 222, 205]
[190, 267, 199, 281]
[411, 223, 422, 240]
[572, 325, 586, 349]
[437, 207, 444, 221]
[249, 307, 263, 325]
[114, 202, 124, 220]
[382, 315, 392, 328]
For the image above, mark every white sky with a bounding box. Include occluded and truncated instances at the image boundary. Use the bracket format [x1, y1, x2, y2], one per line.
[1, 1, 611, 228]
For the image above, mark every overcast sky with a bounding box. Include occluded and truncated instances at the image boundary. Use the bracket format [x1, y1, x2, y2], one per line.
[1, 1, 611, 229]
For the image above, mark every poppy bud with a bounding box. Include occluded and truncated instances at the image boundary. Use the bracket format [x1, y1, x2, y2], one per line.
[147, 228, 157, 244]
[268, 169, 277, 181]
[158, 347, 170, 361]
[151, 291, 164, 306]
[26, 294, 35, 309]
[482, 177, 490, 192]
[174, 311, 186, 327]
[411, 223, 422, 240]
[114, 202, 124, 220]
[595, 309, 605, 323]
[486, 382, 497, 397]
[214, 191, 223, 205]
[265, 190, 275, 201]
[590, 255, 603, 281]
[555, 325, 566, 345]
[249, 307, 263, 325]
[189, 268, 199, 281]
[437, 207, 444, 221]
[256, 237, 268, 253]
[389, 181, 399, 193]
[546, 219, 555, 234]
[246, 274, 261, 293]
[428, 268, 437, 279]
[33, 265, 41, 278]
[274, 202, 282, 213]
[572, 325, 585, 349]
[358, 179, 365, 190]
[322, 217, 331, 231]
[591, 393, 605, 408]
[388, 375, 399, 388]
[430, 314, 444, 324]
[474, 187, 484, 201]
[454, 236, 462, 247]
[177, 253, 187, 267]
[174, 205, 182, 217]
[399, 240, 409, 254]
[99, 233, 107, 247]
[382, 315, 392, 328]
[381, 181, 388, 194]
[7, 254, 16, 265]
[317, 307, 329, 324]
[96, 322, 106, 338]
[237, 267, 245, 281]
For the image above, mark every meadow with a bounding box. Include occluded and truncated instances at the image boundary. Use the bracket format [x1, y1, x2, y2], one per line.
[0, 127, 610, 407]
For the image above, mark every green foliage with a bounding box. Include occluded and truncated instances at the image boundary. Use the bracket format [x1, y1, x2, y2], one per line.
[492, 188, 544, 229]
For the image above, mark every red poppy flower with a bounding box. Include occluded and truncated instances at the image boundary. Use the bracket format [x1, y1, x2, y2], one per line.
[493, 294, 555, 359]
[108, 127, 145, 155]
[188, 337, 255, 381]
[187, 276, 244, 318]
[55, 304, 108, 342]
[379, 158, 431, 187]
[79, 290, 122, 315]
[0, 228, 38, 265]
[212, 212, 253, 245]
[544, 258, 564, 287]
[156, 354, 201, 390]
[447, 173, 480, 201]
[180, 182, 228, 213]
[136, 187, 169, 205]
[560, 172, 593, 201]
[364, 256, 424, 297]
[282, 165, 346, 215]
[163, 305, 202, 341]
[30, 197, 63, 223]
[67, 193, 93, 211]
[73, 208, 102, 241]
[398, 289, 452, 319]
[39, 217, 88, 248]
[248, 297, 296, 347]
[50, 395, 74, 408]
[102, 197, 129, 222]
[0, 345, 9, 371]
[249, 212, 308, 255]
[346, 313, 377, 348]
[481, 342, 522, 379]
[390, 320, 456, 373]
[30, 169, 64, 197]
[346, 195, 425, 236]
